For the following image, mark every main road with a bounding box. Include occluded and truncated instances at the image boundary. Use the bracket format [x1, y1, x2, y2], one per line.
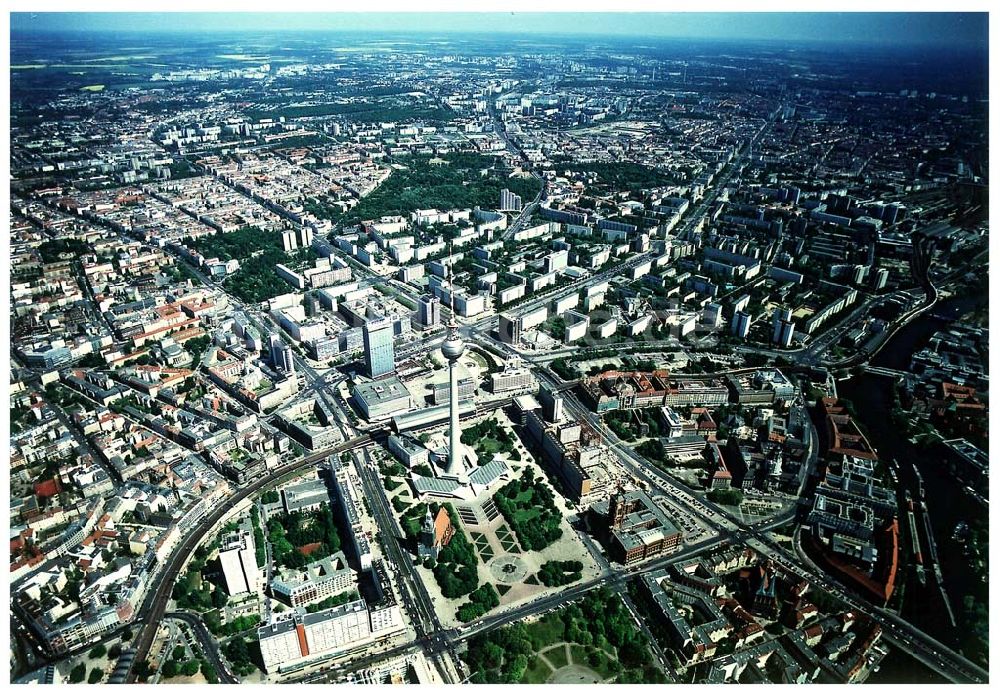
[165, 611, 238, 684]
[352, 445, 461, 683]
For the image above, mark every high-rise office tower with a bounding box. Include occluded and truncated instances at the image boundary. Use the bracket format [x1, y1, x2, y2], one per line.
[538, 384, 565, 424]
[416, 295, 441, 328]
[775, 321, 795, 348]
[363, 317, 395, 378]
[270, 334, 295, 374]
[874, 268, 889, 290]
[772, 307, 793, 344]
[702, 302, 723, 329]
[498, 313, 522, 344]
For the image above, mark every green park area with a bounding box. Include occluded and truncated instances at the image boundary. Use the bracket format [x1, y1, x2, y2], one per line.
[221, 636, 259, 678]
[555, 160, 678, 194]
[160, 631, 257, 682]
[339, 152, 541, 225]
[493, 469, 563, 552]
[464, 587, 666, 684]
[266, 507, 342, 569]
[37, 237, 91, 263]
[378, 459, 408, 494]
[400, 501, 429, 542]
[183, 226, 303, 303]
[550, 358, 579, 381]
[461, 417, 518, 465]
[606, 408, 665, 443]
[706, 488, 744, 506]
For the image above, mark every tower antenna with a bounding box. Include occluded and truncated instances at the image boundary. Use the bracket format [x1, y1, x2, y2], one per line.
[448, 241, 457, 327]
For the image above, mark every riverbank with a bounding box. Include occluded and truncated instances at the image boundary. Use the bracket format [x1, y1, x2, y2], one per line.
[835, 292, 987, 668]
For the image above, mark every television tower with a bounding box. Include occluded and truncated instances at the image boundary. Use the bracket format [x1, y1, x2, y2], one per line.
[441, 250, 467, 479]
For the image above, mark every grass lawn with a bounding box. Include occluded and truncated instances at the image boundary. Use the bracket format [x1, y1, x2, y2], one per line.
[531, 613, 565, 647]
[480, 438, 504, 454]
[513, 508, 540, 524]
[471, 533, 495, 561]
[568, 644, 618, 680]
[522, 656, 553, 684]
[569, 644, 590, 666]
[495, 526, 520, 553]
[512, 490, 534, 505]
[499, 537, 519, 553]
[543, 645, 569, 670]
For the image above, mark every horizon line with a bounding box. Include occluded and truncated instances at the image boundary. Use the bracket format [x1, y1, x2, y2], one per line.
[8, 25, 987, 50]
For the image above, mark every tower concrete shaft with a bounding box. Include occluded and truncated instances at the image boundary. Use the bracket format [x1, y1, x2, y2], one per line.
[446, 351, 463, 476]
[441, 244, 466, 478]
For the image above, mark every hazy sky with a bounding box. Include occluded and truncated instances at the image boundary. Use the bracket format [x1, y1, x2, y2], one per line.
[9, 12, 989, 47]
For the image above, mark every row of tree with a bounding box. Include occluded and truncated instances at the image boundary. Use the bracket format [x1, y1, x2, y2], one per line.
[455, 583, 501, 623]
[537, 560, 584, 587]
[68, 664, 104, 684]
[250, 507, 266, 568]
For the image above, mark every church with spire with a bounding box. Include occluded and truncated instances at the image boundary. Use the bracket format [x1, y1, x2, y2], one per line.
[416, 505, 455, 560]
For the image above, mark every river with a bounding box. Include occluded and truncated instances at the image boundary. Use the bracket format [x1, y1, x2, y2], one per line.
[836, 293, 987, 659]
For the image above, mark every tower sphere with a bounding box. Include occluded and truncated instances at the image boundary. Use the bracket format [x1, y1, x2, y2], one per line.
[441, 335, 465, 361]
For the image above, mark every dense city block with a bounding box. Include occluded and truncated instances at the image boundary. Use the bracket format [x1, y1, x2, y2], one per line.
[8, 13, 988, 686]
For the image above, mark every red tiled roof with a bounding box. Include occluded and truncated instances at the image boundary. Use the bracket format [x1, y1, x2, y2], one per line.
[33, 477, 62, 499]
[434, 508, 454, 547]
